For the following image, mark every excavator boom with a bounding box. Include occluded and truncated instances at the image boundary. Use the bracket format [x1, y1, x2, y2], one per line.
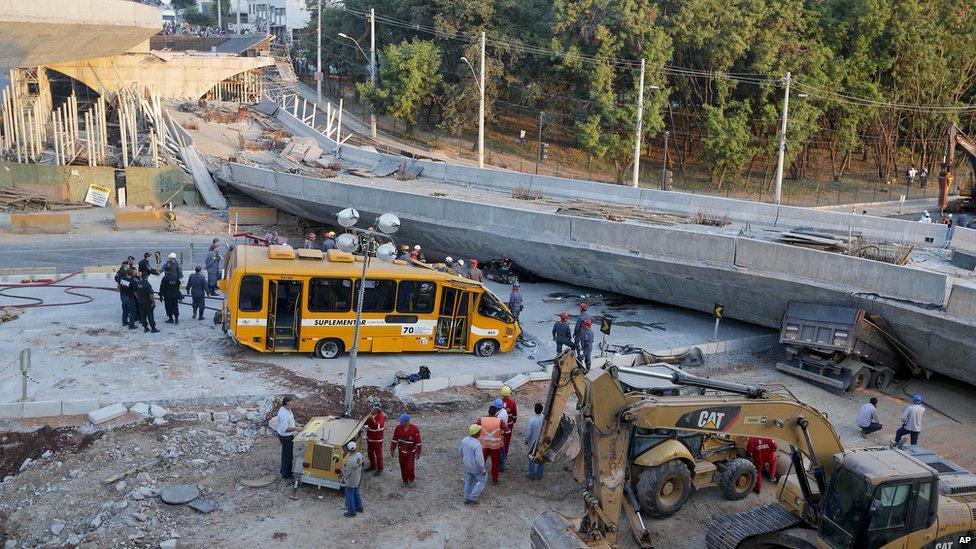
[939, 124, 976, 212]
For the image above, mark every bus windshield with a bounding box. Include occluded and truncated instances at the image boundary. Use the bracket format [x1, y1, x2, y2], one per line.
[478, 292, 514, 323]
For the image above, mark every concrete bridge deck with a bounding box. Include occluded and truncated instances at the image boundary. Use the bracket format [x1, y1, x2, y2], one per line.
[0, 0, 161, 68]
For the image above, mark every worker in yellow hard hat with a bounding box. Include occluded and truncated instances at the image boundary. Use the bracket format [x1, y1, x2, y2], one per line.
[460, 424, 487, 504]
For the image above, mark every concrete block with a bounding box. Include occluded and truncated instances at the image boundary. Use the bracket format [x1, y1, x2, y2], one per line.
[149, 404, 170, 418]
[21, 400, 63, 418]
[213, 411, 230, 422]
[504, 373, 530, 391]
[526, 371, 550, 382]
[420, 377, 449, 393]
[88, 403, 128, 425]
[947, 284, 976, 320]
[61, 399, 101, 416]
[950, 227, 976, 255]
[115, 209, 169, 230]
[197, 411, 213, 421]
[393, 383, 423, 398]
[228, 206, 278, 225]
[173, 411, 198, 421]
[10, 213, 70, 234]
[474, 379, 504, 390]
[129, 402, 151, 416]
[0, 402, 23, 419]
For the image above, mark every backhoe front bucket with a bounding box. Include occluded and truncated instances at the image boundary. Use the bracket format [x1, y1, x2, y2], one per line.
[530, 511, 591, 549]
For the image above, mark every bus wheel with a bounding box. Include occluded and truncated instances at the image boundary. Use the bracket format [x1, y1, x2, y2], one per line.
[474, 339, 499, 357]
[315, 339, 343, 359]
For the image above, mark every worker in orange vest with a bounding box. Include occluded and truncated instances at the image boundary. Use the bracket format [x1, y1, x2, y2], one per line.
[364, 403, 386, 476]
[746, 437, 777, 493]
[389, 413, 422, 486]
[475, 404, 509, 484]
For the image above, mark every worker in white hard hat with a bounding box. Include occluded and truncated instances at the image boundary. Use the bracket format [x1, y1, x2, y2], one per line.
[341, 440, 366, 517]
[438, 256, 455, 273]
[918, 211, 932, 224]
[413, 244, 426, 262]
[162, 252, 183, 279]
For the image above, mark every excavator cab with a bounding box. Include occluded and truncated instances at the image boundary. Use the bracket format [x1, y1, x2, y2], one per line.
[819, 450, 937, 548]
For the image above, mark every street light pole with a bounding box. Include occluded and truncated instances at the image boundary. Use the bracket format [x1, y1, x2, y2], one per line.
[478, 31, 486, 169]
[344, 243, 371, 417]
[535, 111, 544, 175]
[236, 0, 240, 34]
[632, 58, 646, 188]
[369, 8, 377, 139]
[316, 0, 322, 103]
[217, 0, 221, 29]
[774, 71, 792, 207]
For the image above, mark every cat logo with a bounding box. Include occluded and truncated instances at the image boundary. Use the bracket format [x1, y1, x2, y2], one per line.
[676, 406, 741, 432]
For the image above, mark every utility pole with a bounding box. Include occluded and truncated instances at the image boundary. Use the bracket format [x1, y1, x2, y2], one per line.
[534, 111, 544, 175]
[477, 31, 486, 169]
[631, 58, 646, 188]
[774, 71, 792, 207]
[316, 0, 322, 102]
[369, 8, 377, 139]
[661, 130, 669, 190]
[236, 0, 240, 34]
[217, 0, 221, 29]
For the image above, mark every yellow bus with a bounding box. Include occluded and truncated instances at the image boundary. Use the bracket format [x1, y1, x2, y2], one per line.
[217, 244, 520, 358]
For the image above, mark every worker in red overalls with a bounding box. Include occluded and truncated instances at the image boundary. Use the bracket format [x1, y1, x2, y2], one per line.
[500, 386, 518, 471]
[364, 403, 386, 476]
[476, 404, 509, 484]
[746, 437, 778, 493]
[389, 413, 422, 486]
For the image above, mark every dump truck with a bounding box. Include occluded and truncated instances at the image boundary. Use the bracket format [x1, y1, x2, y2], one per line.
[530, 351, 976, 548]
[775, 302, 922, 394]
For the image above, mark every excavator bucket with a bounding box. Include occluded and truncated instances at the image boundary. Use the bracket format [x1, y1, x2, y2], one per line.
[544, 415, 578, 462]
[530, 511, 591, 549]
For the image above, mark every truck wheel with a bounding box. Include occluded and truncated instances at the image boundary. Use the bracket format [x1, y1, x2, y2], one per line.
[872, 368, 894, 391]
[636, 460, 692, 518]
[314, 338, 343, 359]
[718, 458, 757, 500]
[850, 368, 871, 392]
[474, 339, 499, 357]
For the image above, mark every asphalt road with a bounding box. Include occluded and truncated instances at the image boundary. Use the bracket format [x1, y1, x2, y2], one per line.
[0, 232, 228, 272]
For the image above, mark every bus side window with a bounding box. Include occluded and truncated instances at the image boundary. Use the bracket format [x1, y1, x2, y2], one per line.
[397, 281, 436, 314]
[239, 275, 263, 312]
[356, 279, 397, 312]
[309, 277, 352, 312]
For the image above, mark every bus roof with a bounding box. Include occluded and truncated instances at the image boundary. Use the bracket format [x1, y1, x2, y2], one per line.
[234, 244, 484, 287]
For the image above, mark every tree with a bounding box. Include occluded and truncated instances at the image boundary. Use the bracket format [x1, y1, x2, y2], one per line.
[701, 101, 755, 188]
[357, 39, 445, 132]
[184, 6, 215, 26]
[552, 0, 672, 182]
[172, 0, 197, 9]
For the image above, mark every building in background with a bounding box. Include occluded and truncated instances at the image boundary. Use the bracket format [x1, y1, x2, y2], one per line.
[248, 0, 310, 43]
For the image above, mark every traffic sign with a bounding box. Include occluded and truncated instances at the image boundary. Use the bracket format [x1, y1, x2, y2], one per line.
[714, 304, 724, 318]
[600, 315, 613, 335]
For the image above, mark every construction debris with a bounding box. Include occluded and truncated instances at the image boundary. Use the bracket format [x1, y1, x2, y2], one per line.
[1, 306, 24, 323]
[0, 187, 91, 212]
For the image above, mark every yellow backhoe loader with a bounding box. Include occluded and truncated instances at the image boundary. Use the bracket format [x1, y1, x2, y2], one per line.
[533, 351, 759, 519]
[531, 351, 976, 549]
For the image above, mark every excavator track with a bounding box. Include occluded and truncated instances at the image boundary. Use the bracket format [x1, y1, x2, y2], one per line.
[705, 503, 803, 549]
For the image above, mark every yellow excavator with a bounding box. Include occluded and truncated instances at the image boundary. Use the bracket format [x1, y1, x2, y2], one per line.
[533, 351, 761, 519]
[939, 123, 976, 214]
[531, 351, 976, 549]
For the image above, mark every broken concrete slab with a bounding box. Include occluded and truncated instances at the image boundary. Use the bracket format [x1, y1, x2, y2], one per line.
[159, 485, 199, 505]
[526, 371, 550, 382]
[503, 373, 530, 391]
[88, 403, 128, 425]
[61, 399, 101, 416]
[149, 404, 170, 418]
[187, 498, 216, 513]
[241, 474, 276, 488]
[474, 379, 504, 390]
[129, 402, 151, 416]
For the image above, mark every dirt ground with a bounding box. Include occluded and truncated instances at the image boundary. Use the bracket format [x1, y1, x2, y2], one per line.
[2, 355, 975, 549]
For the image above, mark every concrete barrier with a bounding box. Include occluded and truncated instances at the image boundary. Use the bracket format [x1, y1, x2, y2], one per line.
[568, 216, 736, 264]
[115, 209, 170, 230]
[947, 284, 976, 319]
[950, 226, 976, 255]
[228, 206, 278, 225]
[734, 238, 948, 306]
[10, 213, 70, 234]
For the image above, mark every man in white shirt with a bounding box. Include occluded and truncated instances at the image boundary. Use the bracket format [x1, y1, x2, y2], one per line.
[856, 397, 883, 436]
[276, 396, 300, 480]
[895, 394, 925, 447]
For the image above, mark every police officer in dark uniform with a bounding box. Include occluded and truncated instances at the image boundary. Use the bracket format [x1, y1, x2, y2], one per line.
[138, 252, 158, 278]
[114, 262, 138, 330]
[160, 269, 183, 324]
[186, 266, 208, 320]
[133, 273, 160, 333]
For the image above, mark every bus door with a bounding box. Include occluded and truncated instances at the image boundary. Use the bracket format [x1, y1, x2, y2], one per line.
[267, 279, 303, 351]
[435, 286, 473, 351]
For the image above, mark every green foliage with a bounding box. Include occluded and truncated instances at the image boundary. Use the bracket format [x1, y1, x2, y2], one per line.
[357, 39, 444, 131]
[172, 0, 197, 9]
[701, 102, 755, 188]
[184, 6, 215, 26]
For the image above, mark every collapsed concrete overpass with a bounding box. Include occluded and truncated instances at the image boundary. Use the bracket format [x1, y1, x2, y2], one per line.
[0, 0, 161, 68]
